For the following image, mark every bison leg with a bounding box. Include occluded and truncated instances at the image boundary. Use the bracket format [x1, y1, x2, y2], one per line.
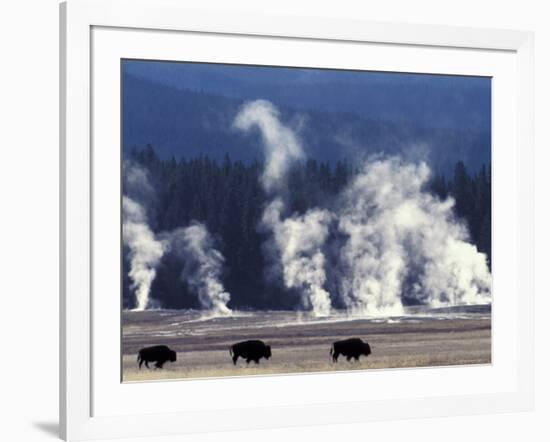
[145, 360, 150, 369]
[254, 358, 260, 364]
[138, 358, 143, 369]
[155, 361, 165, 369]
[346, 355, 352, 362]
[332, 352, 339, 363]
[354, 355, 360, 362]
[232, 354, 239, 365]
[246, 358, 251, 364]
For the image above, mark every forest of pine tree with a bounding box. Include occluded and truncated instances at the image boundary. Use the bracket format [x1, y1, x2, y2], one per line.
[123, 145, 491, 310]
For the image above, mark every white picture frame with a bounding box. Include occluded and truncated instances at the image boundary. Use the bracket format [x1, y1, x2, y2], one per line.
[60, 0, 534, 440]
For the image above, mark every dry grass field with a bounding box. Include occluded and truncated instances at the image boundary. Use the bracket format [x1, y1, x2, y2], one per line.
[122, 306, 491, 382]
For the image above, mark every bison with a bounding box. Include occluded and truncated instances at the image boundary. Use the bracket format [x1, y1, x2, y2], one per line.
[230, 340, 272, 365]
[330, 338, 371, 362]
[137, 345, 177, 369]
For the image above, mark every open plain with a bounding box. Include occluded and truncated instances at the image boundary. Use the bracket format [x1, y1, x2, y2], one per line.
[122, 305, 491, 382]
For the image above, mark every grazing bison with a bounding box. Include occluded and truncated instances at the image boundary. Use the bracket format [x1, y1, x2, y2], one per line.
[330, 338, 371, 362]
[137, 345, 177, 369]
[230, 340, 272, 365]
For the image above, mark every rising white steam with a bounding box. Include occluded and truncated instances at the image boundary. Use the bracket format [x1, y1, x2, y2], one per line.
[124, 160, 155, 202]
[235, 100, 332, 316]
[123, 162, 232, 314]
[122, 196, 166, 310]
[262, 199, 333, 316]
[234, 101, 491, 316]
[234, 99, 304, 194]
[168, 222, 232, 316]
[337, 157, 491, 315]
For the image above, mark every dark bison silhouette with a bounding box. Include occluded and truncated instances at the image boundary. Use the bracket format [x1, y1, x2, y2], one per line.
[230, 340, 272, 365]
[330, 338, 371, 362]
[137, 345, 177, 369]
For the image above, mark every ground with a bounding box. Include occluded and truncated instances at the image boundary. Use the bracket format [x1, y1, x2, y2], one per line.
[122, 306, 491, 382]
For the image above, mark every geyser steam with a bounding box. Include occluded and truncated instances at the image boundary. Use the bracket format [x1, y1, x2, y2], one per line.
[234, 99, 491, 317]
[123, 162, 232, 314]
[234, 99, 304, 194]
[337, 157, 491, 315]
[122, 162, 167, 310]
[123, 100, 491, 317]
[122, 195, 166, 310]
[235, 100, 332, 316]
[262, 199, 333, 316]
[168, 222, 232, 316]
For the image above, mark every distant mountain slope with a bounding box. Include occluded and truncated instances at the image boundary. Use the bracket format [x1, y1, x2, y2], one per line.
[122, 74, 490, 174]
[124, 60, 491, 132]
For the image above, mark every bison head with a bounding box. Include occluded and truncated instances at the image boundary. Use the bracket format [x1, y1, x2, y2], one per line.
[169, 350, 177, 362]
[363, 342, 371, 356]
[264, 345, 272, 359]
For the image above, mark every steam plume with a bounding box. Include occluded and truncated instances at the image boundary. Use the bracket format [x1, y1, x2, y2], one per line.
[123, 160, 155, 203]
[168, 222, 232, 316]
[122, 196, 166, 310]
[235, 100, 332, 316]
[337, 157, 491, 315]
[234, 100, 304, 194]
[262, 199, 333, 316]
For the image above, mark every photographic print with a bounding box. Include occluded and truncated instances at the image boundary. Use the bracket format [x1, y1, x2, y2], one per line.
[121, 60, 492, 382]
